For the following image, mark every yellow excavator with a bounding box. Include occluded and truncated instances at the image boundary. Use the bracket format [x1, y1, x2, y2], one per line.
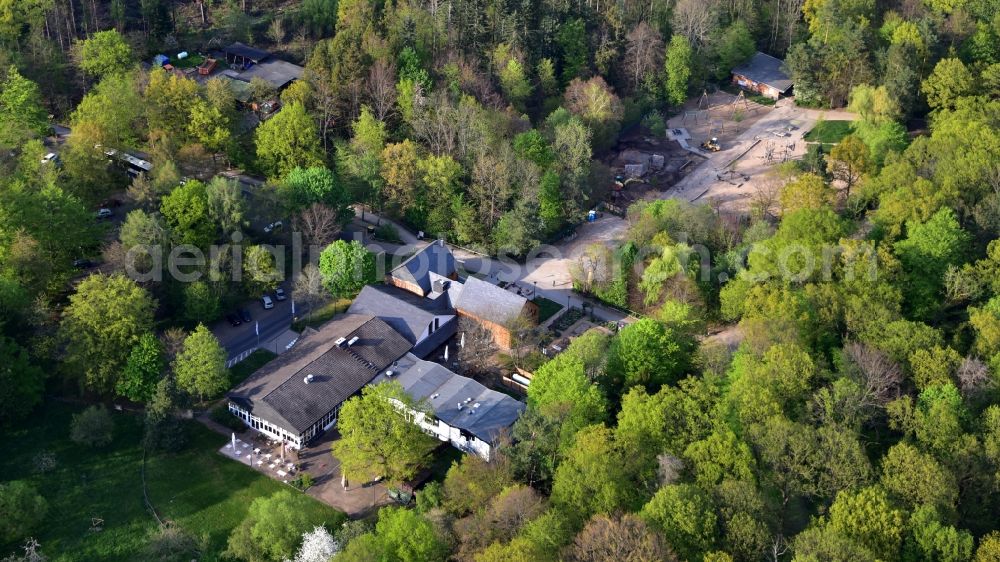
[700, 137, 721, 152]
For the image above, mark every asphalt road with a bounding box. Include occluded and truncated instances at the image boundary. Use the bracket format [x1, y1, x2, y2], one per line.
[212, 291, 296, 359]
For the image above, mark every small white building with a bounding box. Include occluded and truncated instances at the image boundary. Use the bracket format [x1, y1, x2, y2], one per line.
[373, 353, 525, 461]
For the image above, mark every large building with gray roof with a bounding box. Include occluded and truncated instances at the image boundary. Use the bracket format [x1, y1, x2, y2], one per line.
[731, 51, 793, 100]
[347, 284, 457, 358]
[227, 314, 412, 448]
[371, 353, 525, 460]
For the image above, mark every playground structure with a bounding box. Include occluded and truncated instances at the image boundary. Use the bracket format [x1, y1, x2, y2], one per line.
[682, 90, 758, 125]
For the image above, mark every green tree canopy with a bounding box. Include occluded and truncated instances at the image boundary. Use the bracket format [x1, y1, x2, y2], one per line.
[0, 336, 44, 426]
[76, 29, 134, 78]
[59, 274, 156, 394]
[317, 240, 376, 297]
[0, 67, 48, 148]
[115, 332, 165, 403]
[160, 179, 217, 248]
[172, 324, 228, 401]
[331, 381, 437, 485]
[0, 480, 48, 544]
[256, 101, 324, 179]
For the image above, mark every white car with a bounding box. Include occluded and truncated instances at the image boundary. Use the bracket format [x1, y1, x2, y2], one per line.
[41, 153, 59, 165]
[261, 295, 274, 309]
[96, 208, 113, 219]
[274, 288, 287, 301]
[263, 220, 283, 233]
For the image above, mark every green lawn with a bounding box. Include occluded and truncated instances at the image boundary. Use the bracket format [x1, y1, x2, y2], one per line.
[229, 349, 277, 387]
[534, 296, 563, 324]
[803, 120, 853, 143]
[0, 402, 343, 561]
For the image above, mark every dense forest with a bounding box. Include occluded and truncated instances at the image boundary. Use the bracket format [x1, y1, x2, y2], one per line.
[2, 0, 1000, 560]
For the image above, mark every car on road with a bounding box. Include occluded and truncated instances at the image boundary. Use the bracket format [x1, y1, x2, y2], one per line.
[261, 295, 274, 309]
[226, 313, 242, 327]
[274, 288, 287, 301]
[95, 208, 113, 219]
[41, 152, 60, 165]
[240, 309, 252, 323]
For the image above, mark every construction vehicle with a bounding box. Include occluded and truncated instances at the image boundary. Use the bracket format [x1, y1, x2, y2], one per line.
[701, 137, 721, 152]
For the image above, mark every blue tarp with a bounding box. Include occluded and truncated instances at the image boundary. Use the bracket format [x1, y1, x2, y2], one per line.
[153, 54, 169, 67]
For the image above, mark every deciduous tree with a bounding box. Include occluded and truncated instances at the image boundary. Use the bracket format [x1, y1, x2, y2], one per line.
[172, 324, 228, 401]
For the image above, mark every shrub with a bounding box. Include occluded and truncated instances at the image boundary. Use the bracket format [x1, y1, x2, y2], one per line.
[70, 405, 114, 448]
[374, 223, 402, 243]
[0, 481, 48, 543]
[210, 403, 246, 432]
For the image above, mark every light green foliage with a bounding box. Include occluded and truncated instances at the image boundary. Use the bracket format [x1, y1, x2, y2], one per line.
[145, 69, 200, 138]
[922, 59, 975, 111]
[0, 67, 48, 147]
[331, 382, 437, 485]
[851, 120, 908, 168]
[848, 84, 901, 125]
[70, 404, 115, 447]
[908, 504, 974, 562]
[116, 332, 165, 403]
[879, 442, 958, 513]
[665, 35, 692, 106]
[76, 29, 133, 78]
[976, 531, 1000, 561]
[526, 353, 607, 447]
[172, 324, 228, 401]
[281, 166, 350, 214]
[0, 337, 43, 425]
[683, 428, 757, 488]
[551, 425, 640, 523]
[339, 507, 447, 562]
[779, 173, 834, 213]
[59, 274, 156, 394]
[894, 208, 970, 318]
[605, 318, 689, 391]
[160, 179, 216, 248]
[641, 483, 717, 559]
[188, 97, 230, 155]
[317, 240, 375, 297]
[255, 101, 324, 179]
[908, 345, 961, 390]
[416, 154, 462, 235]
[441, 454, 515, 516]
[889, 384, 968, 459]
[828, 486, 906, 560]
[615, 378, 716, 462]
[513, 129, 554, 168]
[727, 344, 816, 425]
[538, 169, 564, 234]
[0, 480, 48, 543]
[715, 22, 756, 79]
[225, 490, 330, 562]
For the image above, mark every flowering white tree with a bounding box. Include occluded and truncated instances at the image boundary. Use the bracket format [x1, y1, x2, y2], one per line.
[285, 526, 339, 562]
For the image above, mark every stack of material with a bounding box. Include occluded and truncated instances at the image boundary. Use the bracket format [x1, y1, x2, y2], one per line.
[624, 163, 646, 178]
[650, 154, 665, 170]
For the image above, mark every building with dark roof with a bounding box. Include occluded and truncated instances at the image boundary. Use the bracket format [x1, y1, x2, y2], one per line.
[453, 276, 538, 349]
[731, 52, 793, 100]
[371, 353, 525, 461]
[347, 284, 457, 358]
[227, 314, 411, 448]
[223, 42, 270, 66]
[238, 59, 304, 90]
[388, 240, 458, 296]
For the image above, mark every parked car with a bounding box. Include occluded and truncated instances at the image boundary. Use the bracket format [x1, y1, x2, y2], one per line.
[274, 288, 287, 301]
[261, 295, 274, 309]
[263, 220, 283, 233]
[41, 152, 59, 165]
[72, 258, 93, 269]
[95, 208, 113, 219]
[226, 313, 242, 327]
[240, 309, 252, 323]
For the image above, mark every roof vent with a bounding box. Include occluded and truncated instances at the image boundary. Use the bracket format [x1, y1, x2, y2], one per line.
[347, 336, 359, 347]
[303, 374, 315, 384]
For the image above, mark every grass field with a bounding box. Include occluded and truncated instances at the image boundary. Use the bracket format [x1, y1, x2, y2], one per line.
[803, 120, 853, 143]
[0, 402, 344, 561]
[534, 296, 563, 324]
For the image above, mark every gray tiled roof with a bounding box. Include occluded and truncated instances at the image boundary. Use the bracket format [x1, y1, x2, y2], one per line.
[227, 314, 411, 434]
[223, 42, 270, 62]
[732, 52, 793, 92]
[453, 276, 529, 326]
[238, 58, 304, 89]
[347, 284, 451, 345]
[376, 354, 525, 443]
[389, 241, 457, 295]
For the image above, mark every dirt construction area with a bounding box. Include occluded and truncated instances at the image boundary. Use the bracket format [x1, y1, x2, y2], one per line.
[657, 92, 856, 212]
